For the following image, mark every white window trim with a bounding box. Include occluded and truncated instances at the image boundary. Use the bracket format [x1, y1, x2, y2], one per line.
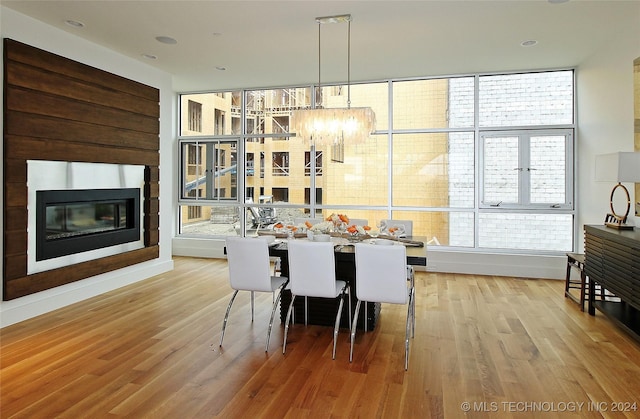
[479, 128, 574, 210]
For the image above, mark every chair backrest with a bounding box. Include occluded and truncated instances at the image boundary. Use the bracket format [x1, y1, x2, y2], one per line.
[381, 219, 413, 236]
[225, 236, 274, 292]
[354, 243, 408, 304]
[349, 218, 369, 226]
[287, 240, 338, 298]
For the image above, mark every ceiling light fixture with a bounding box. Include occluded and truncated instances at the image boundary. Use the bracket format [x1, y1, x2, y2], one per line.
[291, 14, 376, 146]
[64, 19, 85, 28]
[141, 53, 158, 60]
[521, 40, 538, 47]
[155, 36, 177, 45]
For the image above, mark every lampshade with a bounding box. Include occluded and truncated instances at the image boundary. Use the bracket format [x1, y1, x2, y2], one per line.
[291, 107, 376, 145]
[291, 14, 376, 147]
[595, 152, 640, 182]
[595, 152, 640, 230]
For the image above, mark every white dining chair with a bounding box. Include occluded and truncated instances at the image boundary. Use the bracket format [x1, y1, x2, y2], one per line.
[283, 240, 351, 359]
[380, 219, 413, 236]
[380, 219, 415, 280]
[221, 236, 289, 352]
[350, 242, 415, 370]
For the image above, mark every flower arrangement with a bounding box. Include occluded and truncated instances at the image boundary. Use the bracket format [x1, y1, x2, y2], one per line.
[346, 224, 372, 240]
[326, 213, 350, 224]
[273, 222, 299, 237]
[310, 221, 333, 233]
[326, 213, 349, 233]
[346, 225, 370, 235]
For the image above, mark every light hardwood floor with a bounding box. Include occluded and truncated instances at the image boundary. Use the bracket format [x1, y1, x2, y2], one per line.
[2, 257, 640, 418]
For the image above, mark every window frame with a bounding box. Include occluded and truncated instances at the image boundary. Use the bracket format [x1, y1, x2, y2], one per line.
[176, 69, 576, 253]
[479, 128, 574, 210]
[178, 137, 240, 203]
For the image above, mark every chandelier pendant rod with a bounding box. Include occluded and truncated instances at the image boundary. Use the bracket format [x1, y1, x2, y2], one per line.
[317, 20, 321, 107]
[347, 18, 351, 109]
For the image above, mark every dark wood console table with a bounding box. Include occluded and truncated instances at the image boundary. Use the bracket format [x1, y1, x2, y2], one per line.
[584, 225, 640, 341]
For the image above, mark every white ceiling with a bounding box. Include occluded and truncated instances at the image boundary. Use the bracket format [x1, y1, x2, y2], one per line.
[2, 0, 638, 92]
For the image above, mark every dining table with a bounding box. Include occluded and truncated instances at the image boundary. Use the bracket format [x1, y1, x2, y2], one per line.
[266, 234, 427, 331]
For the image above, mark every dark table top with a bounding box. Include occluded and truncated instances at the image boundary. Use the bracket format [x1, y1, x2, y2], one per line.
[267, 236, 428, 267]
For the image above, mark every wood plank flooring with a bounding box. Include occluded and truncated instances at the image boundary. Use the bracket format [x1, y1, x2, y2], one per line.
[2, 257, 640, 418]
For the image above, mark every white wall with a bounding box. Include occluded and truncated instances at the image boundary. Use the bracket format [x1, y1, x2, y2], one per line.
[576, 19, 640, 251]
[0, 7, 175, 327]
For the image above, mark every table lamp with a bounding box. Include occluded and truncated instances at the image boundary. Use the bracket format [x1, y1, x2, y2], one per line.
[595, 152, 640, 230]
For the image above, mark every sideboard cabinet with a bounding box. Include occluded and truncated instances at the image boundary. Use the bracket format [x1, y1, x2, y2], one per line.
[584, 225, 640, 341]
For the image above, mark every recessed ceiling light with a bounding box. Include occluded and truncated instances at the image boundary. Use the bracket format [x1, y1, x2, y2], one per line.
[548, 0, 570, 4]
[215, 66, 226, 71]
[142, 53, 158, 60]
[521, 40, 538, 47]
[212, 32, 223, 37]
[155, 36, 177, 45]
[64, 19, 85, 28]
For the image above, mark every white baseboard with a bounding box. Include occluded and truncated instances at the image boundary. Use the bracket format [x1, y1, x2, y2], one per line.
[423, 249, 566, 279]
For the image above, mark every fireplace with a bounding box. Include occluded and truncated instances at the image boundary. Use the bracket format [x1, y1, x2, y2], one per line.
[36, 188, 140, 261]
[27, 160, 145, 274]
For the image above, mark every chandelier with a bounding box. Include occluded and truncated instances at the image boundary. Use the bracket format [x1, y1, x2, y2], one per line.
[291, 14, 376, 146]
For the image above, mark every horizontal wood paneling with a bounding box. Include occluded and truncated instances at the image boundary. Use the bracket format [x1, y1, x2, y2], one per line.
[5, 38, 158, 101]
[6, 112, 158, 149]
[6, 62, 159, 117]
[4, 135, 159, 165]
[3, 39, 161, 300]
[6, 88, 158, 134]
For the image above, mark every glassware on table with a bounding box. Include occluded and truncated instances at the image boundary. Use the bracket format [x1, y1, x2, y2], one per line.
[393, 225, 405, 237]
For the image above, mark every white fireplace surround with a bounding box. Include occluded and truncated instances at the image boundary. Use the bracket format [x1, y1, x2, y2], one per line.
[27, 160, 145, 274]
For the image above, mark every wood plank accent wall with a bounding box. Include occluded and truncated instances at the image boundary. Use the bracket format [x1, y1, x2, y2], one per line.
[3, 39, 160, 300]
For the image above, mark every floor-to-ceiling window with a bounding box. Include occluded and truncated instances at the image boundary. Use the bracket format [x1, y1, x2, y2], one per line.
[177, 69, 575, 253]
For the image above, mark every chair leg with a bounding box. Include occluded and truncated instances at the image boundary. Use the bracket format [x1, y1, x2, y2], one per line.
[564, 260, 572, 295]
[283, 295, 297, 354]
[411, 285, 416, 338]
[220, 290, 239, 347]
[266, 281, 287, 352]
[579, 270, 587, 311]
[250, 291, 255, 321]
[332, 288, 346, 360]
[405, 292, 413, 371]
[347, 286, 352, 330]
[364, 303, 368, 331]
[408, 272, 416, 338]
[349, 300, 362, 362]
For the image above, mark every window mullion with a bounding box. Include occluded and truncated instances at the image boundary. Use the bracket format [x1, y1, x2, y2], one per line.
[520, 134, 531, 206]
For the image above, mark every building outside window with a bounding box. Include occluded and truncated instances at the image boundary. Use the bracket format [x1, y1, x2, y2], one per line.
[177, 70, 575, 253]
[187, 100, 202, 133]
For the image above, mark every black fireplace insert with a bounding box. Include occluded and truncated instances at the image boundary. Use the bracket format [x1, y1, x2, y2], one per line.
[36, 188, 141, 261]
